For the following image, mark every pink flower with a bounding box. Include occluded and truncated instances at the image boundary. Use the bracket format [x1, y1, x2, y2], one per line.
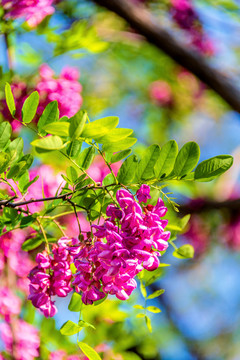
[0, 287, 21, 321]
[2, 0, 56, 28]
[136, 184, 151, 203]
[88, 155, 121, 183]
[149, 81, 173, 107]
[0, 320, 40, 360]
[37, 64, 82, 118]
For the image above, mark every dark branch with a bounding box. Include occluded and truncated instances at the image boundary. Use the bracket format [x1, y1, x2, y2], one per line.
[179, 198, 240, 215]
[0, 192, 73, 209]
[93, 0, 240, 113]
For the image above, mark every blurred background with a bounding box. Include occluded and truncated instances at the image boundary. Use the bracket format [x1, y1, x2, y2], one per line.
[1, 0, 240, 359]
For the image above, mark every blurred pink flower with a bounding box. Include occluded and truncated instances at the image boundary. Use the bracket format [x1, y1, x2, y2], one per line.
[149, 81, 173, 107]
[222, 218, 240, 250]
[88, 155, 121, 183]
[170, 0, 215, 55]
[0, 287, 21, 321]
[0, 320, 40, 360]
[184, 215, 209, 256]
[37, 64, 83, 118]
[2, 0, 56, 28]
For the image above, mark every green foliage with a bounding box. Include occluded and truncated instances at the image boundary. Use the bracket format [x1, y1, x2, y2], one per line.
[117, 155, 138, 184]
[22, 91, 39, 124]
[137, 144, 160, 181]
[173, 142, 200, 178]
[5, 83, 16, 117]
[154, 140, 178, 179]
[172, 244, 195, 259]
[31, 136, 64, 151]
[68, 292, 83, 312]
[77, 147, 95, 170]
[194, 155, 234, 181]
[147, 289, 165, 300]
[69, 110, 87, 139]
[78, 342, 102, 360]
[37, 101, 59, 135]
[60, 320, 81, 336]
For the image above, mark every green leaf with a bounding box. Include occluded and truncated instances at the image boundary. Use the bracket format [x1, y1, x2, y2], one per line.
[0, 152, 10, 173]
[154, 140, 178, 179]
[81, 116, 119, 140]
[137, 144, 160, 181]
[102, 173, 114, 186]
[68, 292, 82, 312]
[77, 147, 95, 170]
[7, 161, 27, 179]
[5, 83, 16, 116]
[174, 142, 200, 177]
[117, 155, 138, 184]
[43, 122, 70, 137]
[147, 289, 165, 299]
[110, 149, 132, 163]
[78, 342, 102, 360]
[97, 128, 133, 143]
[145, 316, 152, 333]
[22, 175, 39, 193]
[140, 282, 147, 298]
[22, 236, 44, 251]
[22, 91, 39, 123]
[194, 155, 233, 182]
[38, 101, 58, 134]
[69, 110, 87, 139]
[133, 305, 145, 310]
[78, 320, 96, 330]
[6, 138, 24, 165]
[136, 314, 145, 318]
[102, 137, 137, 153]
[146, 306, 161, 313]
[66, 139, 82, 158]
[20, 215, 36, 228]
[173, 244, 194, 259]
[31, 136, 64, 151]
[60, 320, 80, 336]
[66, 166, 78, 184]
[0, 122, 12, 151]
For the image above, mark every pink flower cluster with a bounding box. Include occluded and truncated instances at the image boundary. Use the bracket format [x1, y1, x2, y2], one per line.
[170, 0, 214, 55]
[28, 185, 170, 315]
[2, 0, 56, 28]
[0, 320, 40, 360]
[28, 238, 73, 317]
[36, 64, 83, 118]
[73, 185, 170, 304]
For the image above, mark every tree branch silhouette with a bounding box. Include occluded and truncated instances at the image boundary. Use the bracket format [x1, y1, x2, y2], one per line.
[93, 0, 240, 113]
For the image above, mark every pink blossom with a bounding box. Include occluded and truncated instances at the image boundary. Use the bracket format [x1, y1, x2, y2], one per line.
[149, 81, 173, 107]
[0, 320, 40, 360]
[28, 240, 73, 317]
[37, 64, 83, 118]
[2, 0, 56, 28]
[88, 155, 121, 183]
[170, 0, 215, 55]
[0, 287, 21, 321]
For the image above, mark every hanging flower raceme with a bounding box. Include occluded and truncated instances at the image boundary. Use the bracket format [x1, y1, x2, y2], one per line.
[28, 238, 73, 317]
[73, 185, 170, 304]
[2, 0, 56, 28]
[28, 185, 171, 314]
